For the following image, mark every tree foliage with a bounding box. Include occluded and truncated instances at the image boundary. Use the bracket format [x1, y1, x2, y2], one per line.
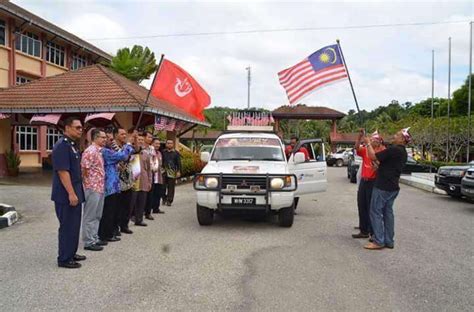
[108, 45, 157, 83]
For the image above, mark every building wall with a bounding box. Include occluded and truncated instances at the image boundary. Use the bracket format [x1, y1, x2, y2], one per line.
[46, 63, 67, 77]
[19, 152, 41, 167]
[0, 47, 9, 88]
[0, 11, 107, 175]
[16, 53, 42, 77]
[0, 119, 11, 154]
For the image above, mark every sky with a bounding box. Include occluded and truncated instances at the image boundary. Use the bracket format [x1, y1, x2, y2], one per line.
[14, 0, 474, 113]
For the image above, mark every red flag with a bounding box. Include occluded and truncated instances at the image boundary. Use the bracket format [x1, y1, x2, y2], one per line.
[151, 59, 211, 121]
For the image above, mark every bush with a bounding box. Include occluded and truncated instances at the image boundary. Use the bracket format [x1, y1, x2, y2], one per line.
[179, 149, 205, 177]
[5, 149, 21, 169]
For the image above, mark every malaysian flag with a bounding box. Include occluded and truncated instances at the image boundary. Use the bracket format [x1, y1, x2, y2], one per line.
[164, 118, 176, 131]
[154, 115, 168, 131]
[278, 44, 348, 104]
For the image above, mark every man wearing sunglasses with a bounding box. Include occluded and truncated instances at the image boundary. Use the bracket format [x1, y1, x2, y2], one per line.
[51, 117, 86, 269]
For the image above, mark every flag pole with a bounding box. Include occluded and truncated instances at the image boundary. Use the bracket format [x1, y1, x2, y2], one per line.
[467, 21, 472, 163]
[447, 37, 451, 162]
[336, 39, 363, 126]
[430, 49, 435, 173]
[135, 53, 165, 131]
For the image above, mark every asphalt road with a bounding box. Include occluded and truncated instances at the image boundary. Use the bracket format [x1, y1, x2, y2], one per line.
[0, 168, 473, 311]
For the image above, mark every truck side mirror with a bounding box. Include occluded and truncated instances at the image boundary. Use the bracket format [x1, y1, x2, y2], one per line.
[294, 152, 305, 164]
[201, 152, 210, 163]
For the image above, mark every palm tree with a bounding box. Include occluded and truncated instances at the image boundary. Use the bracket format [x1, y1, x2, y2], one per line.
[108, 45, 158, 83]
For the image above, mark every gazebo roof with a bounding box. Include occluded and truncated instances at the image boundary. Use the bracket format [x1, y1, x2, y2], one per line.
[272, 104, 346, 120]
[0, 64, 208, 126]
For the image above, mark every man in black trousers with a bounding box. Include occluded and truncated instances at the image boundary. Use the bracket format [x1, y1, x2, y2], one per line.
[51, 116, 86, 269]
[162, 139, 181, 206]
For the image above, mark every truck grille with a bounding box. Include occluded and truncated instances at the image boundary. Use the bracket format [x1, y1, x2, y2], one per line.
[221, 176, 267, 190]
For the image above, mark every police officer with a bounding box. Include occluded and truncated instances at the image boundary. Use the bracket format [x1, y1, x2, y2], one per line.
[51, 116, 86, 269]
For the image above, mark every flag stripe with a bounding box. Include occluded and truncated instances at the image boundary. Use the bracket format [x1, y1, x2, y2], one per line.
[289, 73, 348, 103]
[287, 67, 347, 98]
[283, 64, 345, 90]
[289, 74, 348, 104]
[278, 61, 312, 84]
[278, 59, 308, 79]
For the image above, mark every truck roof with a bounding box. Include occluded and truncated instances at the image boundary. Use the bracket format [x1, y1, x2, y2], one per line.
[217, 132, 281, 140]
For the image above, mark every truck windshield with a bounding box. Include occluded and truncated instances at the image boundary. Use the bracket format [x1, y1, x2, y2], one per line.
[211, 137, 284, 161]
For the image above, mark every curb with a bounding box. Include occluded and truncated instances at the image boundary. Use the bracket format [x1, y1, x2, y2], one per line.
[0, 203, 18, 229]
[399, 176, 447, 195]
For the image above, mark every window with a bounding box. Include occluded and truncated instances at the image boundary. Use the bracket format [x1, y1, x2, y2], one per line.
[15, 31, 41, 57]
[16, 76, 32, 85]
[46, 41, 65, 67]
[0, 20, 5, 46]
[47, 127, 62, 151]
[16, 126, 38, 151]
[71, 53, 87, 70]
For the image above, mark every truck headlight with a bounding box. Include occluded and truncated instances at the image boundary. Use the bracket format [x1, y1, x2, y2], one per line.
[205, 177, 219, 188]
[270, 178, 285, 189]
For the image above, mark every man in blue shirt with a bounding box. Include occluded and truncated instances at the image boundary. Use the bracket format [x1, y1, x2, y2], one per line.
[51, 117, 86, 269]
[98, 131, 135, 242]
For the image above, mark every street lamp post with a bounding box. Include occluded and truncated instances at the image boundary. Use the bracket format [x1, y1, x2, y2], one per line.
[430, 50, 435, 172]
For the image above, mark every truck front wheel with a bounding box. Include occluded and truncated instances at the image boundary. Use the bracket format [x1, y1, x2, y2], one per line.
[197, 204, 214, 226]
[278, 203, 295, 227]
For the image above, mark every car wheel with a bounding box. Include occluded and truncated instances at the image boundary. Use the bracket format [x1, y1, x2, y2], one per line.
[197, 204, 214, 226]
[350, 170, 357, 183]
[336, 159, 344, 167]
[278, 203, 295, 227]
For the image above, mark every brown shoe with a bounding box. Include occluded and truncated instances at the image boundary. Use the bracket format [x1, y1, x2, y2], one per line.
[352, 233, 369, 239]
[364, 242, 384, 250]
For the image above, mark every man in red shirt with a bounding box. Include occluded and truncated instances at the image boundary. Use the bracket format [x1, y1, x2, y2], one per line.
[285, 136, 310, 161]
[352, 129, 385, 239]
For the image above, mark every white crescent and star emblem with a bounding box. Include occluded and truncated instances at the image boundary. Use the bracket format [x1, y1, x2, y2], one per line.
[174, 78, 193, 97]
[319, 48, 338, 64]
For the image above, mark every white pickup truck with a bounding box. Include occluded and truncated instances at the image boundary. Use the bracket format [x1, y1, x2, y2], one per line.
[193, 131, 327, 227]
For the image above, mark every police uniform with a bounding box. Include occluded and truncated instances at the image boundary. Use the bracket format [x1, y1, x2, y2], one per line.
[51, 136, 85, 265]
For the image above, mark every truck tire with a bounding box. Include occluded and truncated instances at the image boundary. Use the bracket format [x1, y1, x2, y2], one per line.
[197, 204, 214, 226]
[350, 170, 357, 183]
[278, 203, 295, 227]
[336, 159, 344, 167]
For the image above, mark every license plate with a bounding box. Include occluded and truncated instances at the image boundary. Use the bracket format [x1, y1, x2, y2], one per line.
[232, 197, 256, 205]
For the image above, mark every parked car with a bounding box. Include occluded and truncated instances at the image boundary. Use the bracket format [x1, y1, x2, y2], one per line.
[402, 156, 436, 174]
[327, 149, 352, 167]
[347, 153, 362, 183]
[461, 168, 474, 199]
[435, 161, 474, 198]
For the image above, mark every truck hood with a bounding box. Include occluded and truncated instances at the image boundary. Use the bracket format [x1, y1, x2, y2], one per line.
[202, 161, 288, 174]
